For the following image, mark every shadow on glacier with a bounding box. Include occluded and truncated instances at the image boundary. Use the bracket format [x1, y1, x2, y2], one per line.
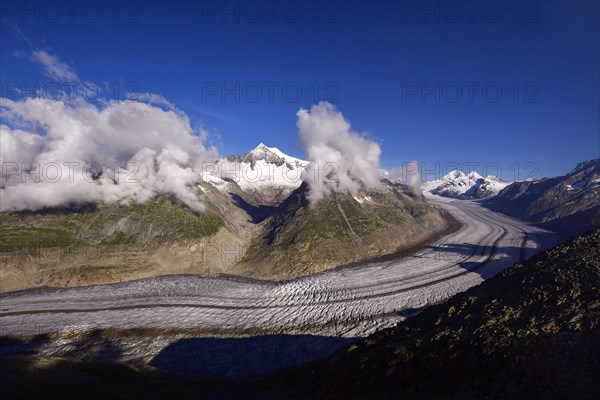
[422, 231, 565, 279]
[0, 334, 51, 357]
[1, 332, 356, 382]
[0, 330, 127, 364]
[149, 334, 356, 381]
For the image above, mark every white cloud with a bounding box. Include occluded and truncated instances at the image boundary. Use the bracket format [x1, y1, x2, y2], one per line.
[126, 92, 183, 115]
[0, 97, 218, 212]
[0, 125, 45, 166]
[297, 102, 382, 203]
[381, 161, 422, 195]
[405, 160, 421, 195]
[31, 50, 79, 82]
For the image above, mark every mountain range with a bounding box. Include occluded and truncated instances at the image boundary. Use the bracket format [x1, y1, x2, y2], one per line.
[0, 144, 450, 291]
[420, 159, 600, 238]
[2, 143, 598, 292]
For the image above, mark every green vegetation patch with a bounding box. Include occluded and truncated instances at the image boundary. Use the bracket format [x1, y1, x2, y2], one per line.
[0, 227, 79, 252]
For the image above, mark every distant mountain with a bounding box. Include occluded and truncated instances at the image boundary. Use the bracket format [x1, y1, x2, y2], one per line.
[422, 170, 510, 199]
[486, 158, 600, 236]
[228, 142, 307, 170]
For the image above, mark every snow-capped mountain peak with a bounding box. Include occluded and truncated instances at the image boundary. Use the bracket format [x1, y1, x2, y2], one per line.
[442, 169, 483, 181]
[243, 143, 307, 167]
[444, 170, 466, 180]
[423, 170, 510, 199]
[203, 144, 310, 204]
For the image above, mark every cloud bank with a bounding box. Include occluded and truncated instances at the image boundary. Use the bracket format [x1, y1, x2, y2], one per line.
[297, 102, 382, 203]
[1, 96, 217, 212]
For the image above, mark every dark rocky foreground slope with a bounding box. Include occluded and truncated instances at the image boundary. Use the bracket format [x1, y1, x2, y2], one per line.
[486, 158, 600, 236]
[1, 229, 598, 399]
[281, 227, 600, 399]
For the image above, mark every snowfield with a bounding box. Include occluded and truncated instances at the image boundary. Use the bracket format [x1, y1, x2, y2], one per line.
[0, 198, 561, 338]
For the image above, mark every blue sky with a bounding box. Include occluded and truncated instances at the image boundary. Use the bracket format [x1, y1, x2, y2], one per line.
[1, 0, 598, 180]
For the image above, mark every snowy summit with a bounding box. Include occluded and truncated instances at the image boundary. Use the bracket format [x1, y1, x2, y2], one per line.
[422, 170, 510, 199]
[226, 143, 309, 189]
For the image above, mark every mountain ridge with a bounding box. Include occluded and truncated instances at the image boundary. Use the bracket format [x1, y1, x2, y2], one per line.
[239, 180, 450, 278]
[486, 158, 600, 236]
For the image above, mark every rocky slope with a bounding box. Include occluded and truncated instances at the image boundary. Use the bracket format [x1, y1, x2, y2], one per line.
[0, 180, 258, 292]
[422, 170, 510, 199]
[486, 158, 600, 236]
[240, 180, 450, 279]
